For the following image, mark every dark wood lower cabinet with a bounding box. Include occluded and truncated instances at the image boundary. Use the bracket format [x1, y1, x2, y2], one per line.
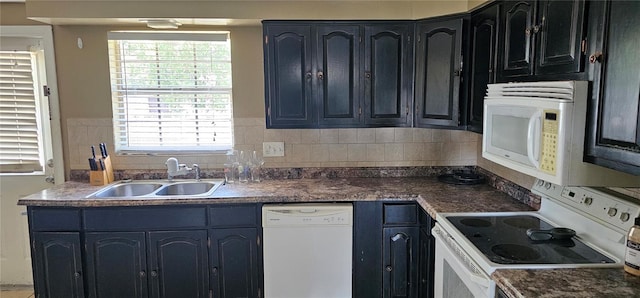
[383, 227, 420, 298]
[210, 228, 259, 298]
[148, 231, 209, 298]
[32, 232, 84, 298]
[85, 232, 148, 298]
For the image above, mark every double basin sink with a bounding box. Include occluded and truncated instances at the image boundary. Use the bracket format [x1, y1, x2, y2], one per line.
[87, 179, 225, 199]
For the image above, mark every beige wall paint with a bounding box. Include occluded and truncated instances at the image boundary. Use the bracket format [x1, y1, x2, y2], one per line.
[0, 3, 44, 25]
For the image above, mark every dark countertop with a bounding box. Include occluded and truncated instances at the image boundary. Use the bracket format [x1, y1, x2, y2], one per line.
[16, 177, 533, 219]
[18, 177, 639, 297]
[493, 268, 640, 298]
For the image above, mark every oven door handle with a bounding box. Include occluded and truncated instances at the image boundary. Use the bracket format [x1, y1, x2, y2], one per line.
[445, 234, 491, 288]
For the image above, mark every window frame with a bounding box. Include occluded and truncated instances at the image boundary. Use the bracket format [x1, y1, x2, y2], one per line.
[0, 26, 64, 182]
[107, 31, 234, 155]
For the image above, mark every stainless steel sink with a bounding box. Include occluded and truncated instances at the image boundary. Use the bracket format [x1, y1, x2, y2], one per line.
[92, 182, 164, 198]
[87, 180, 224, 198]
[154, 181, 217, 196]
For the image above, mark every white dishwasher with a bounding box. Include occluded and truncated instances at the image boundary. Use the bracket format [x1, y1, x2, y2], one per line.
[262, 203, 353, 298]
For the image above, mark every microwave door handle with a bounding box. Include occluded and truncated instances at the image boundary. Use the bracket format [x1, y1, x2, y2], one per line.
[527, 112, 542, 168]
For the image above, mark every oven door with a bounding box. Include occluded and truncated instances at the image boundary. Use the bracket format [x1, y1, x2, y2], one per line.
[433, 223, 494, 298]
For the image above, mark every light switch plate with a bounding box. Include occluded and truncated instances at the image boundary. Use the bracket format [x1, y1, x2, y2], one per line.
[263, 142, 285, 157]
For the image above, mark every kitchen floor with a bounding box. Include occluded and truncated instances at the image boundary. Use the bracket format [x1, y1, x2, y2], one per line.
[0, 285, 34, 298]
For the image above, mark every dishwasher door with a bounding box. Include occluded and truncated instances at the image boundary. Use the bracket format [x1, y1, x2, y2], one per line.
[262, 203, 353, 298]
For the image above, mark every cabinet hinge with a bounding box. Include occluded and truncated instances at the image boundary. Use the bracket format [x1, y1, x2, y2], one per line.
[207, 236, 211, 248]
[581, 39, 587, 54]
[267, 106, 271, 117]
[359, 36, 362, 43]
[358, 106, 362, 116]
[209, 289, 213, 298]
[257, 235, 261, 246]
[407, 34, 411, 43]
[258, 288, 262, 298]
[265, 35, 268, 44]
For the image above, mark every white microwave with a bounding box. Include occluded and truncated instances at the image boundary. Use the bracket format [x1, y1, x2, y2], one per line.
[482, 81, 640, 187]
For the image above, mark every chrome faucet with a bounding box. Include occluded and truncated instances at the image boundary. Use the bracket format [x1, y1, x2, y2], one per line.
[192, 164, 201, 181]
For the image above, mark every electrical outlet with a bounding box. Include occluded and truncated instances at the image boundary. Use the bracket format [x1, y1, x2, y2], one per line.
[263, 142, 285, 157]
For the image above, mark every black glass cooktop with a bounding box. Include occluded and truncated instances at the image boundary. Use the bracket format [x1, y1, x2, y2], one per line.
[447, 215, 615, 265]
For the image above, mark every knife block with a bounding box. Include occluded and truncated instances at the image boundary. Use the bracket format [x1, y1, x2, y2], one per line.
[89, 156, 115, 186]
[90, 170, 109, 186]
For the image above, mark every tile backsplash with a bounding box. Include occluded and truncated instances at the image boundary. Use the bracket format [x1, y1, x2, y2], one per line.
[67, 117, 480, 171]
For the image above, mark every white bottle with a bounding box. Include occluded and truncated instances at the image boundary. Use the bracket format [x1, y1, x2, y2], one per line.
[624, 217, 640, 276]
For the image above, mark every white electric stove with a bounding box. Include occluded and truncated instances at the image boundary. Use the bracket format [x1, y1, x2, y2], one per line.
[432, 179, 640, 298]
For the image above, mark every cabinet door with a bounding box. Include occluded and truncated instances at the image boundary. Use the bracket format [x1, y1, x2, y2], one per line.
[264, 24, 315, 128]
[316, 25, 363, 127]
[383, 227, 419, 298]
[585, 0, 640, 175]
[499, 1, 535, 79]
[86, 232, 148, 298]
[210, 228, 259, 298]
[468, 3, 499, 133]
[415, 18, 463, 128]
[417, 228, 435, 298]
[353, 202, 383, 298]
[535, 0, 586, 75]
[363, 24, 414, 127]
[148, 231, 209, 298]
[32, 232, 84, 298]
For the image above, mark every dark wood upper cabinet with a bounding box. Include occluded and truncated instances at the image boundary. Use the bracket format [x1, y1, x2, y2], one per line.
[585, 0, 640, 175]
[535, 0, 586, 75]
[263, 25, 315, 128]
[468, 2, 500, 133]
[497, 0, 586, 81]
[414, 17, 464, 128]
[263, 21, 413, 128]
[364, 24, 414, 127]
[316, 25, 362, 127]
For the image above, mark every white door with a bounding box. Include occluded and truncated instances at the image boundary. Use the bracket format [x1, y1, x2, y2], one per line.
[0, 26, 64, 285]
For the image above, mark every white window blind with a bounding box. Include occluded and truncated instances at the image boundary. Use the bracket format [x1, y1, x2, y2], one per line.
[0, 51, 43, 173]
[107, 31, 233, 153]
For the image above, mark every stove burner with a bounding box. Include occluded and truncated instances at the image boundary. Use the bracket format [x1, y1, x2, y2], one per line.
[460, 218, 493, 228]
[491, 244, 541, 262]
[503, 217, 540, 230]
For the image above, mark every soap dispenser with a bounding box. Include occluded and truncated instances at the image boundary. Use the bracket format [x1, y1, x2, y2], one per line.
[624, 216, 640, 276]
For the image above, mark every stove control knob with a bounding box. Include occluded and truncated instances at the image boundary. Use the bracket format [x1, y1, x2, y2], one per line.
[537, 180, 545, 187]
[583, 197, 593, 206]
[607, 207, 618, 217]
[544, 182, 552, 189]
[620, 212, 631, 222]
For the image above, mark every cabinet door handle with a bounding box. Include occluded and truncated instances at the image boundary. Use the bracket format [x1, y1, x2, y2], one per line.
[589, 52, 603, 64]
[317, 71, 324, 80]
[150, 270, 158, 277]
[525, 27, 531, 36]
[454, 69, 461, 77]
[306, 72, 312, 80]
[365, 72, 371, 79]
[385, 265, 393, 272]
[74, 272, 81, 278]
[139, 271, 146, 278]
[212, 267, 218, 275]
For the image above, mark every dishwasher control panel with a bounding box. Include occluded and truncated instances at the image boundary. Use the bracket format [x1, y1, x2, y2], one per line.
[262, 204, 353, 227]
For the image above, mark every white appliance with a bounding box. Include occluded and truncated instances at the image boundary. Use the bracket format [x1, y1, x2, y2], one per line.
[262, 203, 353, 298]
[433, 179, 640, 298]
[482, 80, 640, 187]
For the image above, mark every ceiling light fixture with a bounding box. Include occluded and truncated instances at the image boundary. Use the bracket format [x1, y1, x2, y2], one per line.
[143, 19, 182, 29]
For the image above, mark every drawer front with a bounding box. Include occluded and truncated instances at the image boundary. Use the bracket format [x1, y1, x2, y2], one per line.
[30, 208, 81, 231]
[210, 205, 257, 227]
[84, 206, 207, 230]
[383, 203, 418, 226]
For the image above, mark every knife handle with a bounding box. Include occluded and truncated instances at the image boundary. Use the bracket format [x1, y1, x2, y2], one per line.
[91, 146, 96, 159]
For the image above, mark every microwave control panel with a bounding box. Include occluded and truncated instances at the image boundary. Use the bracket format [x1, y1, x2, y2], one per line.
[540, 110, 559, 174]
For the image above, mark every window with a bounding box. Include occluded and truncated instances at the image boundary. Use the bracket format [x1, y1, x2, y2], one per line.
[0, 44, 47, 173]
[107, 31, 233, 153]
